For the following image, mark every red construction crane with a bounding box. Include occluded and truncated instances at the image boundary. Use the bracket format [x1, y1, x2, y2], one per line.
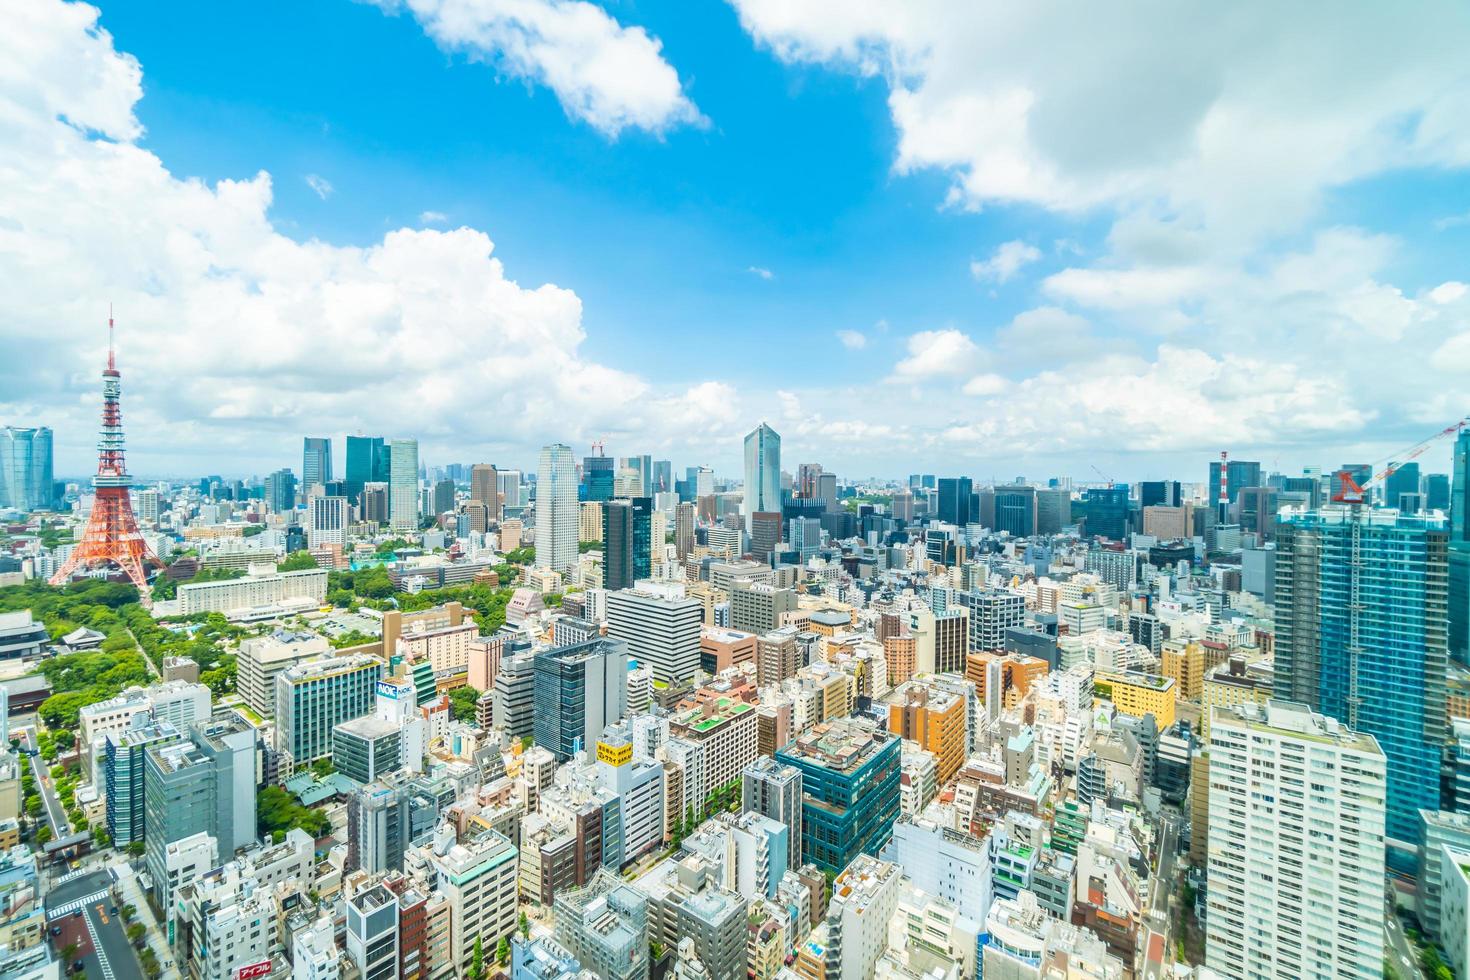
[1332, 419, 1470, 505]
[1090, 464, 1114, 489]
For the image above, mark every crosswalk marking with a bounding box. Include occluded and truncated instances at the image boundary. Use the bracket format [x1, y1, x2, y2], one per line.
[46, 889, 109, 919]
[81, 901, 116, 980]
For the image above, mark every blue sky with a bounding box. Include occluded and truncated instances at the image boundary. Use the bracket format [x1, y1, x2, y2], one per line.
[4, 0, 1470, 482]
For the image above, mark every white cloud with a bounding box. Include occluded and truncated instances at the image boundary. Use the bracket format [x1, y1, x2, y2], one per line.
[1434, 211, 1470, 230]
[970, 240, 1040, 283]
[887, 328, 982, 382]
[375, 0, 703, 137]
[836, 329, 867, 350]
[419, 210, 449, 224]
[747, 266, 774, 280]
[962, 373, 1007, 396]
[0, 0, 728, 473]
[304, 174, 334, 199]
[730, 2, 1470, 237]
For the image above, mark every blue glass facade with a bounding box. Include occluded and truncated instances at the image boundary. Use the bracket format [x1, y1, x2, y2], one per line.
[775, 721, 900, 874]
[1274, 507, 1448, 854]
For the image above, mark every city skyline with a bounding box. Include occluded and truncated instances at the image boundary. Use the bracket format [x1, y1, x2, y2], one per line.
[5, 1, 1470, 479]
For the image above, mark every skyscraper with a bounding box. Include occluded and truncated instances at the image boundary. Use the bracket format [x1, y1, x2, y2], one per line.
[0, 426, 54, 511]
[583, 454, 614, 502]
[1208, 459, 1262, 504]
[265, 468, 297, 514]
[603, 498, 653, 591]
[470, 463, 500, 521]
[743, 423, 781, 531]
[651, 459, 672, 495]
[388, 438, 419, 531]
[1453, 430, 1470, 668]
[533, 637, 629, 761]
[1384, 461, 1421, 511]
[1274, 504, 1448, 861]
[936, 477, 973, 526]
[1205, 701, 1386, 979]
[302, 437, 332, 490]
[536, 443, 578, 573]
[345, 435, 387, 500]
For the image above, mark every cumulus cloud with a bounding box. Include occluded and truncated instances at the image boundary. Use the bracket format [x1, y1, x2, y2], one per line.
[887, 328, 983, 382]
[0, 0, 720, 473]
[836, 329, 867, 350]
[747, 266, 774, 280]
[419, 210, 449, 224]
[970, 240, 1040, 283]
[729, 2, 1470, 235]
[374, 0, 704, 137]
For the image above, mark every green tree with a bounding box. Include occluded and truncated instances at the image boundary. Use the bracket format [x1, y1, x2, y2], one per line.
[497, 935, 511, 965]
[469, 936, 484, 980]
[126, 923, 146, 943]
[311, 757, 336, 778]
[277, 551, 319, 572]
[520, 910, 530, 940]
[257, 786, 330, 837]
[34, 825, 51, 846]
[448, 685, 482, 723]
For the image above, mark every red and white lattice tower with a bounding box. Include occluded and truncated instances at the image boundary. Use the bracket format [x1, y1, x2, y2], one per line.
[50, 312, 159, 599]
[1217, 450, 1230, 524]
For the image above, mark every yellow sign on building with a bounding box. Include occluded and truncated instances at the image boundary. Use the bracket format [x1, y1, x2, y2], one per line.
[597, 740, 632, 767]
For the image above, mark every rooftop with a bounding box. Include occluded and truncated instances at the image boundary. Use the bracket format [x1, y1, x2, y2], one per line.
[778, 717, 892, 773]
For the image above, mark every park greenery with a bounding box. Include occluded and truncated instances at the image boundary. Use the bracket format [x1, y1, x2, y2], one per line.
[257, 786, 331, 838]
[277, 550, 319, 572]
[448, 685, 481, 723]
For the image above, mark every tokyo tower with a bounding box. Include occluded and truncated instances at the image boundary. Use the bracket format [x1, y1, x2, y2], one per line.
[50, 312, 160, 600]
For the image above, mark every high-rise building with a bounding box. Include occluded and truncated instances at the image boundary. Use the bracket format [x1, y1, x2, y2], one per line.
[1035, 487, 1071, 534]
[533, 637, 629, 761]
[1384, 461, 1421, 511]
[651, 459, 672, 495]
[729, 580, 795, 635]
[1208, 459, 1263, 505]
[470, 463, 501, 521]
[105, 721, 183, 847]
[936, 477, 973, 527]
[0, 426, 54, 511]
[537, 444, 578, 573]
[265, 467, 297, 514]
[886, 681, 966, 784]
[603, 497, 652, 591]
[606, 585, 702, 685]
[1205, 701, 1386, 980]
[743, 757, 803, 870]
[994, 485, 1037, 536]
[742, 424, 781, 531]
[1081, 484, 1130, 541]
[430, 478, 455, 517]
[302, 437, 333, 491]
[1426, 472, 1451, 513]
[675, 501, 695, 559]
[775, 718, 900, 873]
[346, 884, 400, 980]
[1274, 505, 1447, 861]
[1454, 434, 1470, 669]
[274, 654, 384, 775]
[553, 871, 650, 980]
[1139, 480, 1182, 508]
[583, 454, 615, 503]
[388, 439, 419, 531]
[346, 435, 387, 500]
[420, 828, 520, 976]
[143, 719, 258, 909]
[308, 494, 348, 548]
[493, 652, 537, 742]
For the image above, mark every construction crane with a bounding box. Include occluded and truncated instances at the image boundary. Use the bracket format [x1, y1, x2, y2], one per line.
[1090, 464, 1114, 489]
[1332, 418, 1470, 505]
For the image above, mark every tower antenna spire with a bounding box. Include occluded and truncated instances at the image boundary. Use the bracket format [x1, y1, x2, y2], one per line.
[50, 307, 159, 601]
